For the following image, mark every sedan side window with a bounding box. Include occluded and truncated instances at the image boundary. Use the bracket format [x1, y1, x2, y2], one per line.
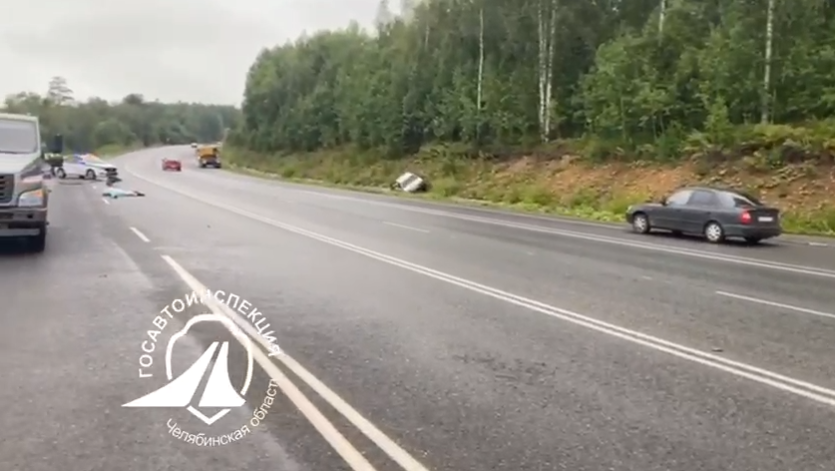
[665, 190, 692, 206]
[687, 190, 718, 206]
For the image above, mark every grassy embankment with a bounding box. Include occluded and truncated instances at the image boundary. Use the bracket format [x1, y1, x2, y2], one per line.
[224, 123, 835, 236]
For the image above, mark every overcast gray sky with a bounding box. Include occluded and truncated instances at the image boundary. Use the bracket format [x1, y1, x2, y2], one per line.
[0, 0, 382, 105]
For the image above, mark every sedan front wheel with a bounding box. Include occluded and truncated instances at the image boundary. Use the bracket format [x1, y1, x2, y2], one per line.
[631, 213, 651, 234]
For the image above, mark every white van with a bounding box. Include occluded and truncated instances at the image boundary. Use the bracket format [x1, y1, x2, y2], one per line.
[55, 154, 117, 180]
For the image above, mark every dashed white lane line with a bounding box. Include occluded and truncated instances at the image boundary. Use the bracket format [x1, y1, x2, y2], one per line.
[383, 221, 429, 233]
[101, 198, 110, 205]
[128, 164, 835, 280]
[161, 255, 429, 471]
[129, 169, 835, 407]
[129, 227, 150, 243]
[716, 291, 835, 321]
[139, 178, 835, 410]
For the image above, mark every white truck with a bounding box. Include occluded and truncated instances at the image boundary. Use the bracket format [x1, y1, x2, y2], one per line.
[0, 112, 59, 252]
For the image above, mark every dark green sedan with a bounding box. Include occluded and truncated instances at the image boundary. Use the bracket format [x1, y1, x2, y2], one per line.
[625, 186, 782, 244]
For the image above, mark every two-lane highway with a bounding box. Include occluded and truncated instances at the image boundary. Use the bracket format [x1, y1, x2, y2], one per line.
[3, 145, 834, 471]
[124, 148, 835, 387]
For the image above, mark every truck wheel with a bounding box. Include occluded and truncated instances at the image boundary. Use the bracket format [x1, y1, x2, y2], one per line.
[30, 226, 47, 253]
[56, 168, 66, 179]
[85, 169, 96, 180]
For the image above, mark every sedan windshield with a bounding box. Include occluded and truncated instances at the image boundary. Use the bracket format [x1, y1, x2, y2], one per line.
[0, 118, 39, 154]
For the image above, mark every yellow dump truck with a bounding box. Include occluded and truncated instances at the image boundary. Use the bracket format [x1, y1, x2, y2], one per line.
[195, 145, 221, 168]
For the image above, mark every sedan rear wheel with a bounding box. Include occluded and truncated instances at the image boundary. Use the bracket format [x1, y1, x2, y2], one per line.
[632, 213, 651, 234]
[704, 221, 725, 243]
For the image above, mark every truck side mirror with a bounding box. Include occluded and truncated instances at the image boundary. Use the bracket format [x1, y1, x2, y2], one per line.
[49, 134, 64, 154]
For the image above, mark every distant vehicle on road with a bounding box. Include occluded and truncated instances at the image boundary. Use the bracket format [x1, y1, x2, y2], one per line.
[625, 186, 782, 244]
[196, 145, 221, 168]
[161, 157, 181, 171]
[55, 154, 117, 180]
[190, 142, 197, 149]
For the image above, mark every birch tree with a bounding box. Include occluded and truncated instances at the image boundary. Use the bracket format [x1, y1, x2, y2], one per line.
[476, 1, 484, 118]
[537, 0, 557, 142]
[761, 0, 775, 123]
[658, 0, 666, 37]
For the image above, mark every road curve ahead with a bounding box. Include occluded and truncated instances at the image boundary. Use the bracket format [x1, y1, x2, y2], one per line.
[3, 145, 835, 471]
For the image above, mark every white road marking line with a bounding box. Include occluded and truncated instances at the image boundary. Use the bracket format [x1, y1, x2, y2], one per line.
[291, 187, 835, 279]
[129, 227, 150, 243]
[301, 187, 831, 249]
[129, 172, 835, 409]
[716, 291, 835, 321]
[298, 188, 622, 230]
[129, 164, 835, 279]
[383, 221, 429, 233]
[161, 255, 381, 471]
[101, 198, 110, 205]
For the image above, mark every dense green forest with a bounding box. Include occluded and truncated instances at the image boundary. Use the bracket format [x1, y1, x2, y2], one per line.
[2, 76, 240, 154]
[231, 0, 835, 161]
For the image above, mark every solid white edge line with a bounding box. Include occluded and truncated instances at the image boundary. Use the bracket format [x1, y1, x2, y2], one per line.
[298, 187, 835, 279]
[160, 255, 379, 471]
[161, 254, 431, 471]
[295, 189, 624, 231]
[101, 198, 110, 205]
[131, 168, 835, 408]
[716, 291, 835, 321]
[311, 190, 834, 247]
[130, 227, 151, 243]
[383, 221, 429, 233]
[128, 164, 835, 279]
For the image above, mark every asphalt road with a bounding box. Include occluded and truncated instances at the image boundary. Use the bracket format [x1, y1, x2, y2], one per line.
[2, 145, 835, 471]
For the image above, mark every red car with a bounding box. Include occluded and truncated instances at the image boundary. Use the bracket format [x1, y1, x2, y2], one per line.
[162, 158, 182, 171]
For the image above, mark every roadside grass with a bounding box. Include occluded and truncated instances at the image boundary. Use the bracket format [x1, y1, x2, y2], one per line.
[223, 143, 835, 237]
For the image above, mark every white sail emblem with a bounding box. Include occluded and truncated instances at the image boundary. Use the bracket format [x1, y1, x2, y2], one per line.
[123, 314, 254, 425]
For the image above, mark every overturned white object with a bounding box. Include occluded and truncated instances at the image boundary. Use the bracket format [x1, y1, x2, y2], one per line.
[102, 188, 145, 198]
[392, 172, 427, 193]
